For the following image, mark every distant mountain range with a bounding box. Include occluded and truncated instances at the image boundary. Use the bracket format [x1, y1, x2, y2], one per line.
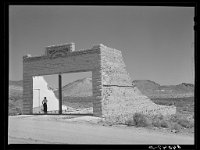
[8, 78, 194, 115]
[132, 80, 194, 98]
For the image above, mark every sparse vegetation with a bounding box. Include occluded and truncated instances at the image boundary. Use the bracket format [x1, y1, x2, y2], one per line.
[132, 113, 152, 127]
[125, 119, 135, 126]
[160, 120, 169, 128]
[151, 97, 194, 115]
[151, 114, 169, 128]
[122, 112, 194, 133]
[178, 119, 194, 128]
[170, 123, 182, 132]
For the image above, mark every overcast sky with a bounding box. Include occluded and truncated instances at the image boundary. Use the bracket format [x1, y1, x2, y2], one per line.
[9, 5, 194, 87]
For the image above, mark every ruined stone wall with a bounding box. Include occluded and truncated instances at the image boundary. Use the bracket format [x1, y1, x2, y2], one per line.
[23, 43, 176, 119]
[102, 86, 176, 122]
[99, 45, 176, 122]
[100, 45, 132, 86]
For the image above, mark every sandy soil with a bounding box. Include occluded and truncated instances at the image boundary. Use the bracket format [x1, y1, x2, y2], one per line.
[8, 115, 194, 144]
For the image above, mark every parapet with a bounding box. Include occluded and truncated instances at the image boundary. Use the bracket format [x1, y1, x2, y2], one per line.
[23, 43, 122, 62]
[45, 43, 75, 58]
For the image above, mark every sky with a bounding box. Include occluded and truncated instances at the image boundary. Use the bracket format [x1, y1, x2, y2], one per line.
[9, 5, 194, 87]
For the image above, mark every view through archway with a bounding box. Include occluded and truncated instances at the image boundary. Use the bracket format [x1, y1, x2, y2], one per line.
[32, 71, 92, 115]
[60, 72, 93, 115]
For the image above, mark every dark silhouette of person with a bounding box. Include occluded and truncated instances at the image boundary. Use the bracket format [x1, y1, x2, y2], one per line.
[42, 97, 48, 114]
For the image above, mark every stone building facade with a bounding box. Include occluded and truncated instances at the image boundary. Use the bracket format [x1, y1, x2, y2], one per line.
[23, 43, 176, 120]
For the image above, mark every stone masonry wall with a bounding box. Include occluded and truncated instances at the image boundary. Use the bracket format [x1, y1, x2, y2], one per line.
[99, 45, 176, 122]
[100, 45, 132, 86]
[23, 43, 102, 115]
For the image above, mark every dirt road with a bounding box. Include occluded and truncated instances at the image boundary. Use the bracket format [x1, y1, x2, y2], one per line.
[8, 115, 194, 144]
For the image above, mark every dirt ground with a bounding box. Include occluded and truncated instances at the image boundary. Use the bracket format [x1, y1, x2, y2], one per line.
[8, 115, 194, 144]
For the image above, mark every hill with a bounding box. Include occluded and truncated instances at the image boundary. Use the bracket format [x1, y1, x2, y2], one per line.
[54, 77, 92, 97]
[132, 80, 194, 98]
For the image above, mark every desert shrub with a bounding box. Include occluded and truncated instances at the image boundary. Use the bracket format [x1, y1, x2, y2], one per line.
[169, 114, 180, 122]
[153, 114, 164, 120]
[151, 115, 170, 128]
[152, 118, 162, 127]
[178, 118, 194, 128]
[151, 114, 164, 127]
[170, 122, 182, 132]
[125, 113, 171, 128]
[167, 114, 194, 129]
[160, 120, 170, 128]
[125, 119, 135, 126]
[133, 113, 152, 127]
[123, 113, 151, 127]
[104, 112, 194, 131]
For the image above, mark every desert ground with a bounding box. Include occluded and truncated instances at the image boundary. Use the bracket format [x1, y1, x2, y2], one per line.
[8, 115, 194, 144]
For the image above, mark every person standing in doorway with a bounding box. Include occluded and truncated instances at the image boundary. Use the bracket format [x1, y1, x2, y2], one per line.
[42, 97, 48, 114]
